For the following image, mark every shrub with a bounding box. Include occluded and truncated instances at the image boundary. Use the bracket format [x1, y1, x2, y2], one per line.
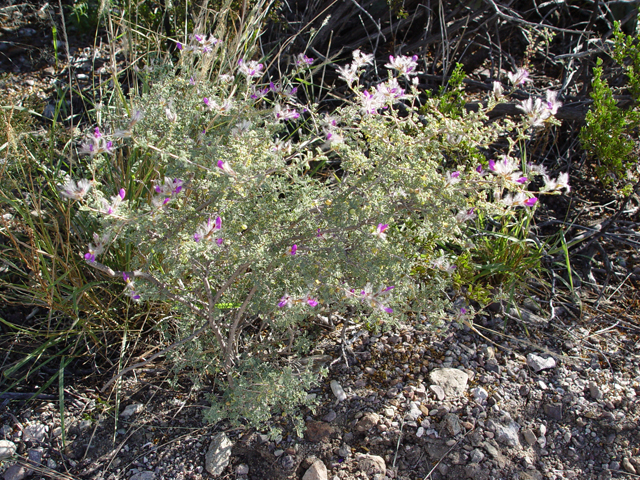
[62, 39, 566, 432]
[580, 22, 640, 190]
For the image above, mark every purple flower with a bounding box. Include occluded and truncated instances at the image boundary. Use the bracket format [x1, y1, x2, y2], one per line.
[217, 160, 236, 177]
[516, 177, 528, 184]
[84, 252, 95, 262]
[507, 68, 531, 86]
[278, 294, 293, 308]
[177, 42, 183, 50]
[476, 165, 483, 173]
[194, 216, 222, 243]
[524, 197, 538, 207]
[288, 244, 297, 256]
[295, 53, 314, 66]
[119, 188, 126, 200]
[373, 223, 389, 240]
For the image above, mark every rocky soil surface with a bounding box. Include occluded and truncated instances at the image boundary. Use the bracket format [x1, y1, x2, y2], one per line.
[0, 302, 638, 480]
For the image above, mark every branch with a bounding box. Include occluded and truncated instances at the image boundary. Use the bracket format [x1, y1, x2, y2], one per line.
[100, 321, 209, 392]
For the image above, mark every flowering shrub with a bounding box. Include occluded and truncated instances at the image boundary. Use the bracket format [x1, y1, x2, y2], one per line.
[62, 40, 566, 430]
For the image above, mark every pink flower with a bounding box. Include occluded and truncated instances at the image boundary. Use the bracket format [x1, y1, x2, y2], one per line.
[194, 216, 222, 243]
[372, 223, 389, 240]
[217, 160, 237, 177]
[287, 244, 297, 256]
[278, 294, 293, 308]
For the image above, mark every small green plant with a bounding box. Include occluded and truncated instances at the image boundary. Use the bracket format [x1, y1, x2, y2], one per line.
[580, 58, 637, 186]
[437, 62, 467, 118]
[580, 22, 640, 190]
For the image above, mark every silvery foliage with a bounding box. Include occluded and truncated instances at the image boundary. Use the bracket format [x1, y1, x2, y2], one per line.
[72, 42, 551, 431]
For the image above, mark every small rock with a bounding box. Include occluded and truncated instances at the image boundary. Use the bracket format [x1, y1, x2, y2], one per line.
[302, 460, 328, 480]
[22, 424, 47, 443]
[442, 413, 461, 436]
[3, 464, 28, 480]
[429, 368, 469, 398]
[526, 353, 556, 372]
[355, 412, 380, 432]
[322, 410, 337, 423]
[543, 403, 563, 421]
[0, 441, 16, 460]
[470, 449, 485, 463]
[46, 459, 57, 469]
[357, 454, 386, 476]
[205, 432, 233, 477]
[281, 455, 296, 470]
[610, 461, 620, 471]
[419, 404, 430, 416]
[482, 442, 506, 468]
[27, 448, 43, 465]
[538, 424, 546, 436]
[129, 472, 154, 480]
[589, 381, 603, 401]
[493, 421, 521, 448]
[236, 464, 249, 475]
[471, 387, 488, 403]
[384, 408, 395, 418]
[416, 427, 425, 438]
[523, 429, 537, 446]
[623, 458, 636, 474]
[305, 421, 333, 442]
[429, 385, 445, 401]
[120, 404, 143, 419]
[407, 402, 422, 421]
[330, 380, 347, 402]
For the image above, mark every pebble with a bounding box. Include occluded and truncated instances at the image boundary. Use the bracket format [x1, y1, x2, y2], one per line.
[330, 380, 347, 402]
[22, 424, 47, 443]
[129, 472, 154, 480]
[523, 429, 537, 446]
[526, 353, 556, 372]
[3, 464, 28, 480]
[281, 455, 295, 469]
[429, 384, 446, 401]
[589, 381, 603, 400]
[120, 404, 144, 419]
[492, 420, 521, 448]
[470, 449, 485, 463]
[302, 460, 328, 480]
[322, 410, 337, 423]
[0, 441, 16, 460]
[407, 402, 422, 421]
[429, 368, 469, 398]
[355, 412, 380, 432]
[471, 387, 489, 403]
[236, 464, 249, 475]
[443, 413, 462, 436]
[205, 433, 233, 476]
[544, 403, 563, 421]
[357, 454, 386, 476]
[623, 458, 636, 474]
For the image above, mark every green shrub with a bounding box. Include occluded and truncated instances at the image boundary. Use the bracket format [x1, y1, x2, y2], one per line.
[580, 22, 640, 190]
[63, 41, 564, 431]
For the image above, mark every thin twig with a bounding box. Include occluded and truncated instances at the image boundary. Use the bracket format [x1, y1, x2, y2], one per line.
[100, 322, 208, 392]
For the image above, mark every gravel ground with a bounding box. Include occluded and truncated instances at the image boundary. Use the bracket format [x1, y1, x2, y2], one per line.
[0, 299, 638, 480]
